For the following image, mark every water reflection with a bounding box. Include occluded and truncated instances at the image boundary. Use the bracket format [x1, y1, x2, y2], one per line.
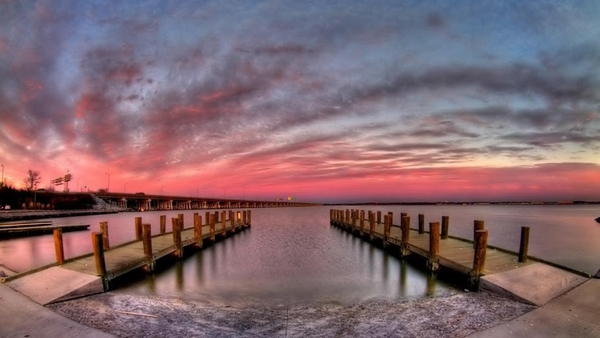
[115, 207, 458, 305]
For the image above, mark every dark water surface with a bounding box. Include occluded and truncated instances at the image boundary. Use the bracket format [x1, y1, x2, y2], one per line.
[1, 205, 599, 304]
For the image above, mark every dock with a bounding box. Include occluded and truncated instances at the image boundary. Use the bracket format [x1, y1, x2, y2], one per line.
[2, 210, 251, 305]
[0, 220, 89, 237]
[330, 209, 590, 305]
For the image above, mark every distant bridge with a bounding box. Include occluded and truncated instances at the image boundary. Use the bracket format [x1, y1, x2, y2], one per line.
[95, 192, 319, 210]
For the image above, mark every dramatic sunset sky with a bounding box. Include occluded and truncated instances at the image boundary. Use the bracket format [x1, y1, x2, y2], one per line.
[1, 0, 599, 203]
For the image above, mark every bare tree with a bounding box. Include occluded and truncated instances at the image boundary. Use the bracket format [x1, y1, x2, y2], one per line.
[24, 169, 41, 191]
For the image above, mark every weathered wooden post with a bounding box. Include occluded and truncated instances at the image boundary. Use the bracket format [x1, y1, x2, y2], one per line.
[209, 214, 216, 241]
[352, 211, 357, 228]
[388, 212, 393, 226]
[205, 211, 210, 227]
[441, 216, 449, 240]
[214, 211, 219, 224]
[194, 213, 203, 247]
[376, 211, 381, 224]
[518, 226, 530, 263]
[383, 215, 390, 246]
[247, 210, 251, 227]
[221, 211, 227, 236]
[400, 216, 411, 257]
[428, 222, 440, 271]
[142, 223, 155, 272]
[53, 228, 65, 265]
[242, 210, 248, 229]
[92, 232, 107, 281]
[134, 217, 142, 241]
[345, 209, 350, 225]
[418, 214, 425, 234]
[369, 211, 375, 241]
[359, 210, 365, 234]
[160, 215, 166, 235]
[473, 220, 484, 248]
[172, 217, 183, 258]
[100, 221, 110, 250]
[178, 214, 184, 229]
[471, 229, 488, 288]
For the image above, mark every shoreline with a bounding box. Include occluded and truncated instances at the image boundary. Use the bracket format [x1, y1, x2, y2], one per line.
[49, 290, 534, 337]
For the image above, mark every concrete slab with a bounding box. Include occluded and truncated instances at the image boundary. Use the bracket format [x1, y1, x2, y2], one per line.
[0, 283, 114, 338]
[480, 262, 588, 306]
[469, 279, 600, 338]
[6, 266, 103, 305]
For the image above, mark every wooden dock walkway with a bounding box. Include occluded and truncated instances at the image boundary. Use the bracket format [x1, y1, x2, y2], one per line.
[330, 209, 535, 288]
[3, 210, 251, 295]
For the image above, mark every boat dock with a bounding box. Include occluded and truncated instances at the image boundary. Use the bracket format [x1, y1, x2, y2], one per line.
[2, 210, 251, 305]
[330, 208, 590, 305]
[0, 220, 89, 237]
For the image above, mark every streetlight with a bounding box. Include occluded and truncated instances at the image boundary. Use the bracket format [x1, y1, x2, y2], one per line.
[105, 172, 110, 192]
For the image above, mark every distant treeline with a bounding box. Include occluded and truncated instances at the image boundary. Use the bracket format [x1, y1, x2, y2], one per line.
[0, 186, 96, 210]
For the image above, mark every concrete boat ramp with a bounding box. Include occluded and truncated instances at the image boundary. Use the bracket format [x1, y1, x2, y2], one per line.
[2, 254, 596, 338]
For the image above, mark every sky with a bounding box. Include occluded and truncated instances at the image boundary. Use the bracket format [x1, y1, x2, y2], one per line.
[1, 0, 599, 203]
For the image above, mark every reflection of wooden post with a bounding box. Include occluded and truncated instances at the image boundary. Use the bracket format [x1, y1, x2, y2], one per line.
[418, 214, 424, 234]
[92, 232, 107, 277]
[473, 220, 484, 248]
[194, 213, 203, 247]
[172, 218, 182, 258]
[518, 227, 530, 263]
[135, 217, 142, 241]
[470, 230, 488, 288]
[100, 221, 110, 250]
[142, 223, 154, 271]
[53, 228, 65, 265]
[441, 216, 449, 239]
[428, 222, 440, 271]
[160, 215, 166, 235]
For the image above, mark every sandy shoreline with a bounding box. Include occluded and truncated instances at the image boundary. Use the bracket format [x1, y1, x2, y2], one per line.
[49, 290, 534, 337]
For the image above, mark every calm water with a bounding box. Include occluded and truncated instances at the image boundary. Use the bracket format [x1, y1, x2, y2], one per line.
[1, 205, 598, 304]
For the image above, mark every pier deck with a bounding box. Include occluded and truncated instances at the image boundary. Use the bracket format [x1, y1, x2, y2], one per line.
[3, 210, 251, 305]
[330, 209, 579, 285]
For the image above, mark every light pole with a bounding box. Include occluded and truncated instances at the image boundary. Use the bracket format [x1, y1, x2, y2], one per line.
[105, 173, 110, 192]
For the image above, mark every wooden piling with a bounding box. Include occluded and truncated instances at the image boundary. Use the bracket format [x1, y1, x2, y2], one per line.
[418, 214, 424, 234]
[53, 228, 65, 265]
[369, 212, 375, 240]
[160, 215, 166, 235]
[383, 215, 390, 246]
[142, 223, 154, 271]
[518, 226, 530, 263]
[134, 217, 142, 241]
[209, 214, 216, 241]
[400, 216, 411, 257]
[178, 214, 184, 229]
[441, 216, 449, 239]
[428, 222, 440, 271]
[247, 210, 251, 226]
[473, 220, 484, 248]
[221, 211, 227, 236]
[172, 218, 183, 258]
[100, 221, 110, 250]
[92, 232, 107, 277]
[471, 229, 488, 288]
[377, 211, 381, 224]
[194, 213, 203, 247]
